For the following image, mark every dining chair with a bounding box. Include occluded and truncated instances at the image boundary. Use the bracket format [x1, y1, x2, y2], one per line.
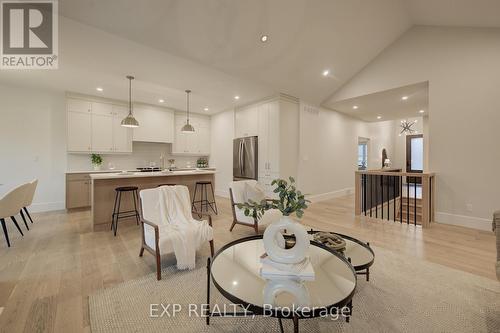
[0, 184, 28, 247]
[21, 179, 38, 224]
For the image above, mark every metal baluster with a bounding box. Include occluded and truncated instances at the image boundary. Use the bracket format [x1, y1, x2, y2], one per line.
[400, 176, 403, 223]
[387, 176, 392, 221]
[381, 175, 384, 220]
[392, 176, 396, 222]
[414, 180, 417, 226]
[375, 175, 378, 219]
[363, 174, 367, 216]
[429, 176, 432, 222]
[370, 175, 373, 217]
[406, 179, 410, 225]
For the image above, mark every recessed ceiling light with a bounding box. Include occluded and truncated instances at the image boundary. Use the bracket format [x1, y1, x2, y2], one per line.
[96, 87, 103, 92]
[158, 99, 164, 103]
[377, 116, 382, 120]
[401, 96, 409, 101]
[204, 107, 209, 111]
[419, 109, 425, 113]
[352, 105, 359, 110]
[260, 35, 268, 42]
[234, 95, 240, 100]
[322, 69, 330, 77]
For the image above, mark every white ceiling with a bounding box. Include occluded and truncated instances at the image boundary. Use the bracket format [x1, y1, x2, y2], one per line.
[404, 0, 500, 27]
[2, 1, 499, 115]
[326, 81, 428, 122]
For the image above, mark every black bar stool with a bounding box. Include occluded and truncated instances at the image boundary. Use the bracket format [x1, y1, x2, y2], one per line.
[191, 181, 218, 215]
[111, 186, 140, 236]
[156, 184, 176, 187]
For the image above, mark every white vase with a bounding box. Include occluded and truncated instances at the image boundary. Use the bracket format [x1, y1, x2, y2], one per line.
[263, 215, 309, 264]
[93, 164, 101, 171]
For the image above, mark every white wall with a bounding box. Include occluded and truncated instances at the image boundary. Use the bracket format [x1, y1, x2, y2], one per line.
[330, 26, 500, 230]
[0, 84, 67, 212]
[67, 142, 199, 171]
[298, 103, 396, 201]
[209, 109, 234, 197]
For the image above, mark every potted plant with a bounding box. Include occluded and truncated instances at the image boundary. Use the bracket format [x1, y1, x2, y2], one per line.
[237, 177, 310, 220]
[238, 177, 311, 264]
[91, 154, 103, 171]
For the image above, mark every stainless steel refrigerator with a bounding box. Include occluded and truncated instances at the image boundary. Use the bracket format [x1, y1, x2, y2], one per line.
[233, 136, 258, 180]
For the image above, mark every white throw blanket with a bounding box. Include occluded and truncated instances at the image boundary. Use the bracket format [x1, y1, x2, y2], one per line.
[157, 186, 213, 270]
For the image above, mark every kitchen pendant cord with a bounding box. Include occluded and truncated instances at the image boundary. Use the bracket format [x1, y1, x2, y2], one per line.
[186, 89, 191, 125]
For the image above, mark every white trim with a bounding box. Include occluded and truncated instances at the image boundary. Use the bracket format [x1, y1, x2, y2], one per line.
[29, 201, 65, 213]
[214, 189, 230, 198]
[307, 187, 354, 203]
[435, 211, 492, 231]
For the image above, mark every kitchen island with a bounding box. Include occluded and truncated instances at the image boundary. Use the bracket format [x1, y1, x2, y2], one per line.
[89, 169, 216, 231]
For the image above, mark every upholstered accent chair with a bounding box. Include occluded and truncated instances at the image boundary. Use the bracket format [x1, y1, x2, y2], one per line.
[228, 180, 273, 234]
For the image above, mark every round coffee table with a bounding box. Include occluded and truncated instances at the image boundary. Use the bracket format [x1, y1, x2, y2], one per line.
[309, 230, 375, 281]
[207, 235, 357, 332]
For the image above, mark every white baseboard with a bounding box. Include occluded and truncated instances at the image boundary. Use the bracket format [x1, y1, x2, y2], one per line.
[435, 212, 492, 231]
[29, 201, 65, 213]
[214, 188, 230, 198]
[307, 187, 354, 203]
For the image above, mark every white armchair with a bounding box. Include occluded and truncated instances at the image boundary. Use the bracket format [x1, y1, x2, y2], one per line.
[229, 180, 273, 234]
[139, 186, 214, 280]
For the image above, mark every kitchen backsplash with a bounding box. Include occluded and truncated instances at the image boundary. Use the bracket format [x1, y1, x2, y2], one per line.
[67, 142, 203, 171]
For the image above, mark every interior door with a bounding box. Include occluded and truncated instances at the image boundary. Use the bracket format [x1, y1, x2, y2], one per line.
[406, 134, 423, 184]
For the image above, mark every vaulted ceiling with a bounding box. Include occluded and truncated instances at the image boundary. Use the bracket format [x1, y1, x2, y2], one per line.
[2, 0, 499, 115]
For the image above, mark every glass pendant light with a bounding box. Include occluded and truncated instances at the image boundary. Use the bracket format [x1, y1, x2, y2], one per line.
[121, 75, 139, 128]
[181, 89, 195, 133]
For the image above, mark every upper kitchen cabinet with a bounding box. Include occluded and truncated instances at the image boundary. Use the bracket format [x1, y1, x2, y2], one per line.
[172, 113, 210, 155]
[66, 97, 132, 153]
[112, 106, 132, 153]
[67, 109, 91, 152]
[234, 106, 259, 138]
[132, 105, 174, 143]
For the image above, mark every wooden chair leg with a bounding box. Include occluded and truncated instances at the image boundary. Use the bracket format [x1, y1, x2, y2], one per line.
[209, 240, 214, 257]
[156, 252, 162, 280]
[254, 221, 259, 234]
[229, 221, 236, 232]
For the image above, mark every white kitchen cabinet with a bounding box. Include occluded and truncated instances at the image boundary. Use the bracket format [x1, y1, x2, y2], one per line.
[67, 111, 91, 152]
[172, 113, 210, 155]
[67, 98, 133, 153]
[91, 113, 114, 152]
[112, 106, 132, 153]
[67, 98, 91, 114]
[234, 106, 259, 138]
[258, 100, 280, 178]
[91, 102, 113, 116]
[133, 106, 174, 143]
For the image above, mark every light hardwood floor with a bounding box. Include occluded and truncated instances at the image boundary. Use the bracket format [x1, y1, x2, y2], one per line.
[0, 195, 496, 332]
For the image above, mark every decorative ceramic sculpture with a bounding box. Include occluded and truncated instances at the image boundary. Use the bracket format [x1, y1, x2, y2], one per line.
[263, 213, 309, 264]
[263, 278, 311, 308]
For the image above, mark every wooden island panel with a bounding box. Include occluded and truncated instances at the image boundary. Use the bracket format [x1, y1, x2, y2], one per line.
[91, 173, 215, 231]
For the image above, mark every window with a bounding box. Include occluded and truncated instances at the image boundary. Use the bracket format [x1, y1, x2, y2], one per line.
[358, 143, 368, 170]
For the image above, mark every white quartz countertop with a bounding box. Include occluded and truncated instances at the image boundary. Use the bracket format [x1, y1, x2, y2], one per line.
[89, 169, 216, 180]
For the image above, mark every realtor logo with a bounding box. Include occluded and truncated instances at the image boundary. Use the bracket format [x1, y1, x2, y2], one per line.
[1, 0, 58, 69]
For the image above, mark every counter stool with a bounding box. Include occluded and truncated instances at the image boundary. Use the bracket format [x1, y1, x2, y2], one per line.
[156, 184, 176, 187]
[111, 186, 140, 236]
[191, 181, 218, 215]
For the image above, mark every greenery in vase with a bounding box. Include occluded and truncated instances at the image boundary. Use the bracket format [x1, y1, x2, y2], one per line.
[91, 154, 103, 166]
[237, 177, 310, 220]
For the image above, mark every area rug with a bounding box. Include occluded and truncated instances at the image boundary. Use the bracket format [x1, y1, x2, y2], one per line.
[89, 246, 500, 332]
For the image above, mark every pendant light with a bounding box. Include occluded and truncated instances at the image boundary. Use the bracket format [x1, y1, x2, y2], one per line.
[121, 75, 139, 128]
[181, 89, 195, 133]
